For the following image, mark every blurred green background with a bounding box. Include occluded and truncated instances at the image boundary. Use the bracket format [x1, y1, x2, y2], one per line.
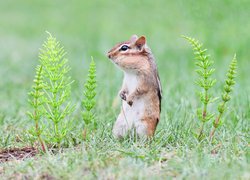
[0, 0, 249, 134]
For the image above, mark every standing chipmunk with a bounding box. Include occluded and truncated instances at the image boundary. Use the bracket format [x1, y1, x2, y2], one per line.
[107, 35, 162, 138]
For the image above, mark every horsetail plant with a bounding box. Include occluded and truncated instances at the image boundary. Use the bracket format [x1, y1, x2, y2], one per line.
[183, 36, 217, 140]
[82, 58, 97, 139]
[27, 65, 46, 152]
[210, 55, 237, 141]
[39, 33, 75, 146]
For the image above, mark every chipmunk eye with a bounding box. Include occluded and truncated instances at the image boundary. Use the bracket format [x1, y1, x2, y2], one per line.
[120, 45, 129, 51]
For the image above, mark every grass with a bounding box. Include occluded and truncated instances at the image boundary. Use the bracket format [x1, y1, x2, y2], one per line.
[0, 0, 249, 179]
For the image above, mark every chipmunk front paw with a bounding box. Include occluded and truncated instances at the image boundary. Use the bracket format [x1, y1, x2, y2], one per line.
[119, 90, 127, 101]
[127, 100, 133, 106]
[126, 96, 134, 106]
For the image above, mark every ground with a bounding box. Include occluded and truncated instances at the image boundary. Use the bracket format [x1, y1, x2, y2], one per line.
[0, 0, 249, 179]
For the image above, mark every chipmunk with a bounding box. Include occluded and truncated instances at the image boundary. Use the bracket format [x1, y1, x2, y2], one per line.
[107, 35, 162, 138]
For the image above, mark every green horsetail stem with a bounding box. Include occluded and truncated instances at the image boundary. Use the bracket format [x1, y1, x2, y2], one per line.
[82, 57, 97, 140]
[210, 55, 237, 141]
[183, 36, 216, 140]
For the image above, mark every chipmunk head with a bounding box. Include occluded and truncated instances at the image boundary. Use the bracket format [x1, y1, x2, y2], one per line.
[107, 35, 151, 71]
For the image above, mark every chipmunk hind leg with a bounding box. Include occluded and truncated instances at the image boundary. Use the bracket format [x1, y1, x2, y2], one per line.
[135, 117, 158, 137]
[112, 112, 130, 139]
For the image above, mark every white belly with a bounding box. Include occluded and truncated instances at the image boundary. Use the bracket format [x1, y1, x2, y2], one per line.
[124, 72, 138, 94]
[122, 96, 145, 128]
[122, 72, 145, 128]
[113, 98, 146, 138]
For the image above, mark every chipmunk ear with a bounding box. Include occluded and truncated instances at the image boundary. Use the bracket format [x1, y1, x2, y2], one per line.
[135, 36, 146, 50]
[130, 35, 138, 42]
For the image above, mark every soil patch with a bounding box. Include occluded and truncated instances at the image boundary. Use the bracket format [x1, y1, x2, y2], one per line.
[0, 147, 38, 163]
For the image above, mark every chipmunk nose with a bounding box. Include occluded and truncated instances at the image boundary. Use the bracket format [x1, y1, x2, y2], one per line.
[107, 52, 112, 59]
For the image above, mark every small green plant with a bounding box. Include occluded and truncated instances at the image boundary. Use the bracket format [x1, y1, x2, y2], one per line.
[183, 36, 216, 140]
[38, 33, 75, 146]
[28, 33, 100, 148]
[210, 55, 237, 140]
[184, 36, 238, 141]
[82, 58, 97, 139]
[27, 65, 46, 151]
